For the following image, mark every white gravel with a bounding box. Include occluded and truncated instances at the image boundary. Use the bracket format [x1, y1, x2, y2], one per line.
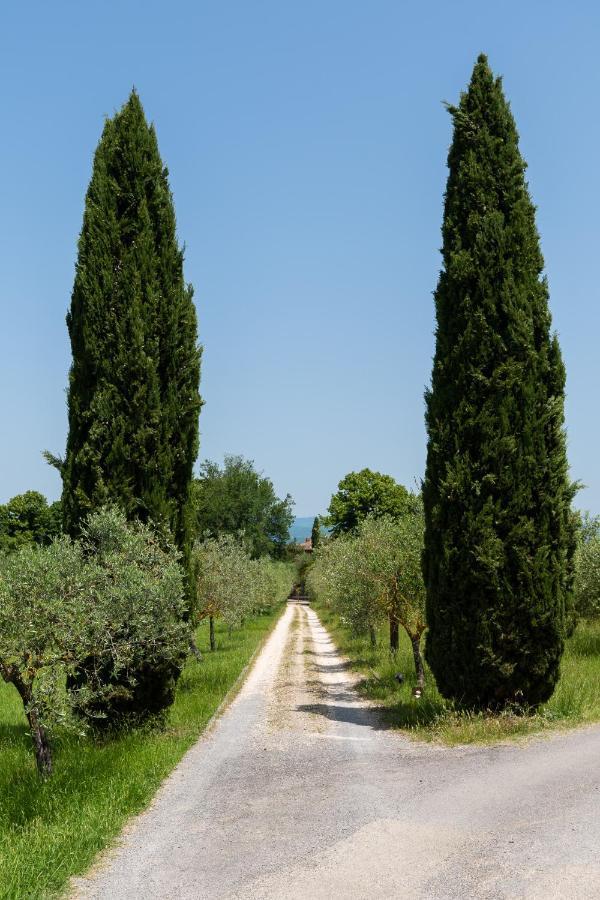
[70, 603, 600, 899]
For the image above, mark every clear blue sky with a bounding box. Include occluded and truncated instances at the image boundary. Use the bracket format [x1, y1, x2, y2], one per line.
[1, 1, 599, 517]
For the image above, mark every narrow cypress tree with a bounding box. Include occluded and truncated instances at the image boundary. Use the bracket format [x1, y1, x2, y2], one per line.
[311, 516, 321, 550]
[62, 91, 201, 718]
[423, 55, 576, 709]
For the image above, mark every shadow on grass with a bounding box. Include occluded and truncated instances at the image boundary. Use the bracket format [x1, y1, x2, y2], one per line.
[0, 720, 30, 750]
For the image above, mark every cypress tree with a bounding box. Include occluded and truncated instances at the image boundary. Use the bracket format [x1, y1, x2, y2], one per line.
[62, 91, 201, 718]
[422, 55, 576, 709]
[311, 516, 321, 550]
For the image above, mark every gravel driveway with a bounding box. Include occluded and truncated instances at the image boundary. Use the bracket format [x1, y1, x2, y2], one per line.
[71, 603, 600, 899]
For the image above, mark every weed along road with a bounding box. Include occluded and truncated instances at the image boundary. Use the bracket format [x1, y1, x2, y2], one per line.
[72, 603, 600, 899]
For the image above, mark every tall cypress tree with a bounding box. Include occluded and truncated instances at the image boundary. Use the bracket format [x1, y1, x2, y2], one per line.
[311, 516, 321, 550]
[423, 55, 576, 709]
[62, 91, 201, 717]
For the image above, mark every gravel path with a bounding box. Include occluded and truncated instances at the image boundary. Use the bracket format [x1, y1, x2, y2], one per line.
[71, 603, 600, 899]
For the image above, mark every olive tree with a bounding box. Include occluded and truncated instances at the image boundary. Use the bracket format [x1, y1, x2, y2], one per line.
[0, 508, 188, 776]
[191, 536, 293, 650]
[307, 506, 427, 689]
[192, 536, 256, 651]
[574, 515, 600, 620]
[306, 530, 384, 646]
[252, 557, 295, 613]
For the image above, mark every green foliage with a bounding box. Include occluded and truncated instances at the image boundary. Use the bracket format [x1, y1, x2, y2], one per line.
[307, 505, 426, 681]
[326, 468, 413, 537]
[58, 89, 200, 721]
[318, 604, 600, 745]
[0, 491, 61, 552]
[0, 607, 281, 897]
[60, 90, 201, 561]
[574, 514, 600, 620]
[191, 535, 293, 646]
[0, 508, 188, 774]
[192, 455, 294, 558]
[422, 55, 576, 710]
[71, 507, 189, 725]
[311, 516, 321, 549]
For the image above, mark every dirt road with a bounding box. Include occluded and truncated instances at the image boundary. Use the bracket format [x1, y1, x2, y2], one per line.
[72, 603, 600, 899]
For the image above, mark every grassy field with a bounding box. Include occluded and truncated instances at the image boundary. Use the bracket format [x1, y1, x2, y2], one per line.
[0, 606, 283, 900]
[314, 603, 600, 745]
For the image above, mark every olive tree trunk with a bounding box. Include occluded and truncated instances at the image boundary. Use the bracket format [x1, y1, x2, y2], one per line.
[389, 614, 399, 653]
[12, 675, 53, 777]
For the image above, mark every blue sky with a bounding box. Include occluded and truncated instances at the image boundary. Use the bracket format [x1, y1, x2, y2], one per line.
[1, 1, 599, 517]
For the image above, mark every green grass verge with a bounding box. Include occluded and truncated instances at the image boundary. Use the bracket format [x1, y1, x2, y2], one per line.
[313, 602, 600, 745]
[0, 606, 283, 899]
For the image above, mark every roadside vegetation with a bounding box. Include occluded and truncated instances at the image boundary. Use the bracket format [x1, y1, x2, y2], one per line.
[310, 481, 600, 744]
[0, 606, 284, 899]
[314, 602, 600, 744]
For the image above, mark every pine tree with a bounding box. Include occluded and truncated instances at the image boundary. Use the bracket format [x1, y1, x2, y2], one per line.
[62, 91, 201, 718]
[422, 55, 576, 709]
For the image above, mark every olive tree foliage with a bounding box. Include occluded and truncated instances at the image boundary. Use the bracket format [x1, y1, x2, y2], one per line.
[0, 507, 188, 777]
[191, 536, 293, 650]
[307, 506, 427, 688]
[574, 514, 600, 620]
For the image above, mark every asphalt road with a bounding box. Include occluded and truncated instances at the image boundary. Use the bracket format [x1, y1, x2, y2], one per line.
[72, 603, 600, 899]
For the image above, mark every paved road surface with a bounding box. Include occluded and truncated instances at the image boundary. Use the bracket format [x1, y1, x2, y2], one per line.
[72, 603, 600, 899]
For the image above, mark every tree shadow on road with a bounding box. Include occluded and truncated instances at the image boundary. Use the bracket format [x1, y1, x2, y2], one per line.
[295, 701, 389, 731]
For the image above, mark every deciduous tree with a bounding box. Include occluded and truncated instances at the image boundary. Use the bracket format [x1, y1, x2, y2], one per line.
[326, 469, 412, 537]
[192, 456, 293, 558]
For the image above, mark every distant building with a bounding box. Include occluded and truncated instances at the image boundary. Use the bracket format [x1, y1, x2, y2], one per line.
[300, 537, 313, 553]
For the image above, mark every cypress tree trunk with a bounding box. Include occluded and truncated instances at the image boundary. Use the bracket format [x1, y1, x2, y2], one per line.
[62, 91, 201, 721]
[209, 615, 216, 652]
[423, 55, 576, 710]
[368, 624, 377, 648]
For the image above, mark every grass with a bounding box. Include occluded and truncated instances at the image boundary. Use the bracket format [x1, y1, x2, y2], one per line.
[314, 602, 600, 745]
[0, 606, 283, 900]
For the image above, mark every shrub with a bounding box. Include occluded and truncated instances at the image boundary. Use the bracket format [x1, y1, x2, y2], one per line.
[0, 508, 189, 775]
[575, 535, 600, 620]
[307, 507, 427, 687]
[191, 536, 293, 650]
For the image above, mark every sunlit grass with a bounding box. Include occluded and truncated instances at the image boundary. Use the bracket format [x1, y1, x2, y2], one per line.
[314, 603, 600, 746]
[0, 607, 283, 899]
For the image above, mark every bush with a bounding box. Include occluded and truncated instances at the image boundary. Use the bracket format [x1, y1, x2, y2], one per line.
[575, 535, 600, 620]
[70, 507, 190, 725]
[0, 507, 189, 775]
[191, 536, 293, 650]
[307, 507, 427, 687]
